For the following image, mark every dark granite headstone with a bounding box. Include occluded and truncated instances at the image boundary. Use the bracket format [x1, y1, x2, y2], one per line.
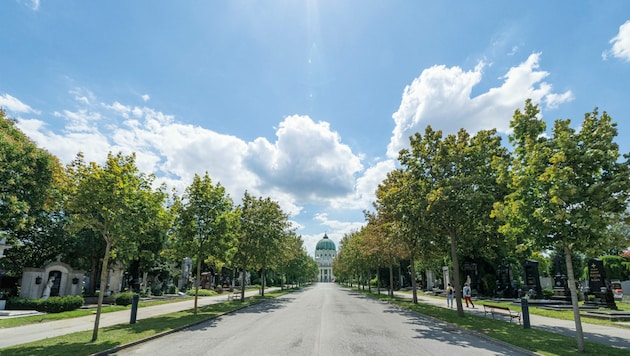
[586, 258, 617, 309]
[523, 260, 542, 299]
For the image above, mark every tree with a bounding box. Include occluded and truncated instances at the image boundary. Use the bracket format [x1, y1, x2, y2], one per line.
[66, 152, 167, 341]
[233, 192, 291, 300]
[372, 168, 436, 303]
[493, 100, 630, 352]
[364, 210, 405, 296]
[399, 126, 509, 314]
[0, 109, 61, 244]
[167, 173, 236, 313]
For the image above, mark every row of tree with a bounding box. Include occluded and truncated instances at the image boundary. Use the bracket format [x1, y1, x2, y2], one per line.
[333, 100, 630, 352]
[1, 109, 318, 340]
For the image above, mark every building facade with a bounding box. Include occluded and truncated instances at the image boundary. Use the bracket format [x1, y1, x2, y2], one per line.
[315, 233, 336, 282]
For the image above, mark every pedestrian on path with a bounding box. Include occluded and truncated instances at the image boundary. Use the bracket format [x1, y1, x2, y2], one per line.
[446, 283, 454, 308]
[463, 283, 474, 308]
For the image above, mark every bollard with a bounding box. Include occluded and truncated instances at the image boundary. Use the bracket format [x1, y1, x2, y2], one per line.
[130, 294, 139, 324]
[521, 298, 530, 329]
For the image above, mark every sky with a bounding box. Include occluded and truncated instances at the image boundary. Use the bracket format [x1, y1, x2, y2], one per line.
[1, 1, 629, 256]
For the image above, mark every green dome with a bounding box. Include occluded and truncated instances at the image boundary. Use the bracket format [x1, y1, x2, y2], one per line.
[316, 234, 336, 251]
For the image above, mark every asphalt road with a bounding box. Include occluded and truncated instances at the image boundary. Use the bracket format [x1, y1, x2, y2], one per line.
[113, 283, 530, 356]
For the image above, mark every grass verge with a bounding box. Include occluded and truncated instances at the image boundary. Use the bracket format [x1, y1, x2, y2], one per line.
[366, 291, 628, 356]
[0, 289, 291, 356]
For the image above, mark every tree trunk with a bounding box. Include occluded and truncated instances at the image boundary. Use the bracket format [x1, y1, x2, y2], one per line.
[91, 240, 111, 342]
[410, 256, 418, 304]
[193, 254, 201, 314]
[368, 269, 372, 293]
[261, 268, 266, 297]
[376, 264, 381, 295]
[89, 256, 99, 295]
[240, 268, 246, 301]
[389, 263, 394, 297]
[449, 231, 464, 317]
[564, 243, 585, 352]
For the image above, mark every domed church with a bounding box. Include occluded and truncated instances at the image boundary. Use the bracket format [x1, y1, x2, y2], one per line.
[315, 233, 336, 282]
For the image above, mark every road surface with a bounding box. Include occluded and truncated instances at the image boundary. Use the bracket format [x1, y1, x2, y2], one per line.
[113, 283, 530, 356]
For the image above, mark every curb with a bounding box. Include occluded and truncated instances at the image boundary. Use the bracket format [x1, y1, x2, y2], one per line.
[91, 294, 278, 355]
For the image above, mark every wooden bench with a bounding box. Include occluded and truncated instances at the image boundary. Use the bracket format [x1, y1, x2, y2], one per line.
[483, 304, 521, 324]
[227, 290, 241, 301]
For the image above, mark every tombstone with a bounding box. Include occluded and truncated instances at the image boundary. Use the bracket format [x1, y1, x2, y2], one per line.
[20, 262, 85, 299]
[550, 256, 571, 302]
[442, 266, 450, 290]
[425, 269, 435, 290]
[585, 258, 617, 309]
[522, 260, 542, 299]
[621, 281, 630, 303]
[463, 262, 478, 293]
[178, 257, 193, 291]
[496, 259, 514, 298]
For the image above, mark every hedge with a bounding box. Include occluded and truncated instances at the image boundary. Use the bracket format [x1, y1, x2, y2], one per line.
[7, 295, 84, 313]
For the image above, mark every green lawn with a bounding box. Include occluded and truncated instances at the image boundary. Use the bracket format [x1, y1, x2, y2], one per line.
[365, 290, 629, 356]
[0, 289, 291, 356]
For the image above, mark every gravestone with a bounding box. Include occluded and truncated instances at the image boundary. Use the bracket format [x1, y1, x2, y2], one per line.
[621, 281, 630, 303]
[551, 256, 571, 301]
[496, 259, 514, 298]
[585, 258, 617, 309]
[523, 260, 542, 299]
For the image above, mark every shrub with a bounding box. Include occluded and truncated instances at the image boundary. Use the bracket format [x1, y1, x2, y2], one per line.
[115, 292, 137, 306]
[185, 288, 216, 297]
[167, 285, 178, 294]
[8, 295, 84, 313]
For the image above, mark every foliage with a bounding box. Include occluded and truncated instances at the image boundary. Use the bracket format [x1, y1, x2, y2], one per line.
[397, 126, 509, 309]
[0, 110, 60, 237]
[493, 100, 630, 352]
[600, 255, 629, 281]
[185, 288, 216, 297]
[7, 295, 84, 313]
[165, 172, 237, 313]
[65, 152, 167, 341]
[114, 292, 137, 306]
[233, 192, 291, 298]
[0, 110, 69, 276]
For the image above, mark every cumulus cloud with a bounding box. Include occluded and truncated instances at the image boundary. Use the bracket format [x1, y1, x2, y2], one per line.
[387, 53, 572, 158]
[0, 93, 40, 114]
[141, 94, 150, 102]
[12, 92, 369, 232]
[244, 115, 363, 202]
[604, 20, 630, 62]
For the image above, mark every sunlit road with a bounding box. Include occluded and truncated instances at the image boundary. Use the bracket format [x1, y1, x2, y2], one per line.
[114, 283, 529, 356]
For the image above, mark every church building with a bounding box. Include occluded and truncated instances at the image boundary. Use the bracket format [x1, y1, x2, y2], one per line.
[315, 233, 336, 282]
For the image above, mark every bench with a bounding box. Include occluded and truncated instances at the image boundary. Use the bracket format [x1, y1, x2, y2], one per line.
[227, 290, 241, 301]
[483, 304, 521, 324]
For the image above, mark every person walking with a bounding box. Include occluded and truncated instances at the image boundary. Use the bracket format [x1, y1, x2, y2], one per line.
[446, 283, 454, 308]
[463, 282, 474, 308]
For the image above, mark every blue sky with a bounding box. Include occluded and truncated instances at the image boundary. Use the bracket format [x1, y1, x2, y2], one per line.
[2, 1, 629, 255]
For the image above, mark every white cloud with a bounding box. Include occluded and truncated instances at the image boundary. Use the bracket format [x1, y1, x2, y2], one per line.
[387, 53, 572, 158]
[605, 20, 630, 62]
[0, 93, 40, 114]
[142, 94, 150, 102]
[244, 115, 363, 202]
[546, 91, 574, 109]
[18, 0, 39, 11]
[14, 96, 368, 231]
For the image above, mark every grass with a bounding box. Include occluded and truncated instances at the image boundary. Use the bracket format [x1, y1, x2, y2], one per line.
[364, 290, 629, 356]
[0, 289, 291, 356]
[398, 289, 630, 329]
[0, 297, 193, 329]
